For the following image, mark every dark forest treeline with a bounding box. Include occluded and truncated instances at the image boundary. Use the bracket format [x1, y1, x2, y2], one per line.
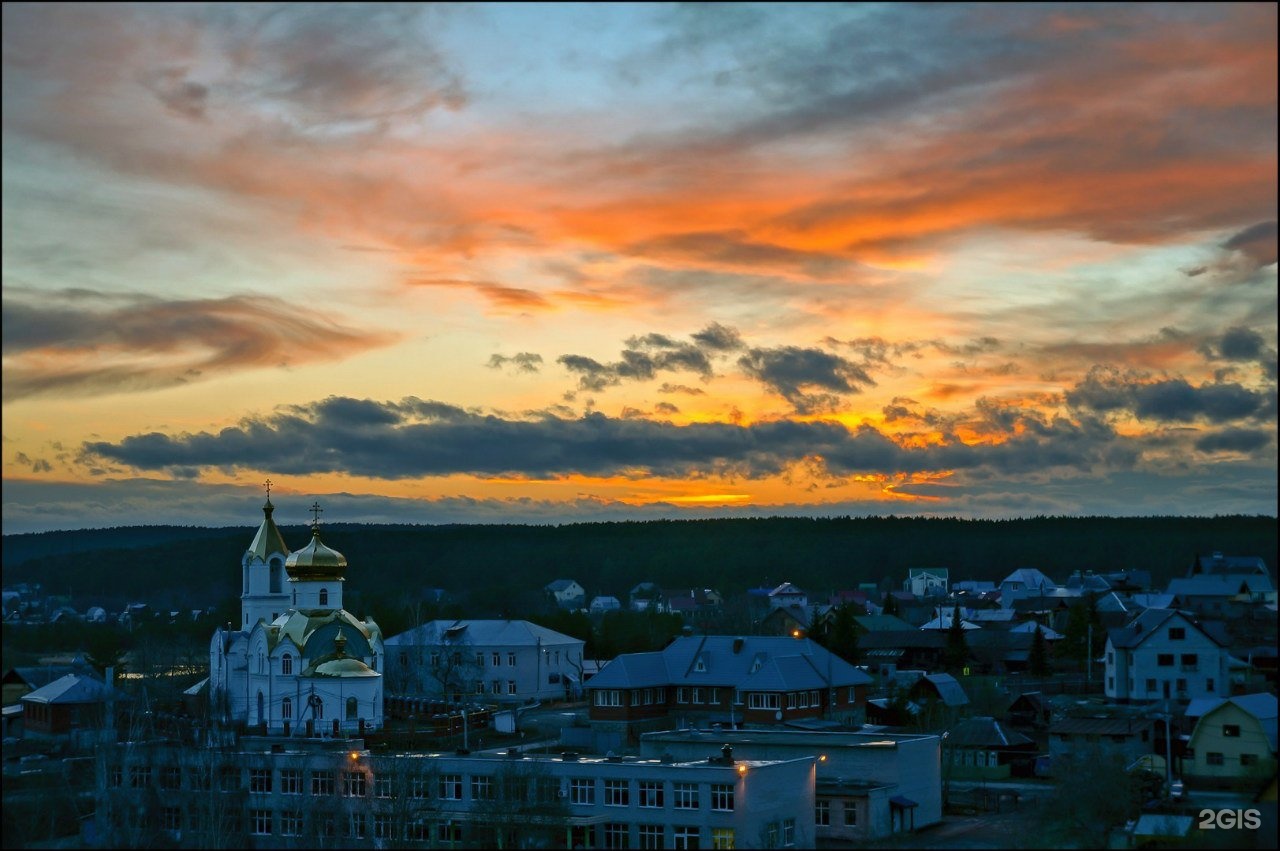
[4, 516, 1275, 620]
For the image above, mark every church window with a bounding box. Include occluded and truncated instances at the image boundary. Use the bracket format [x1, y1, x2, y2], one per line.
[347, 697, 358, 720]
[319, 589, 329, 606]
[282, 654, 293, 675]
[269, 561, 282, 594]
[282, 697, 292, 719]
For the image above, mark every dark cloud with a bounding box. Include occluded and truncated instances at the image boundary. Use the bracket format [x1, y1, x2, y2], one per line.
[1, 290, 389, 402]
[487, 352, 544, 374]
[557, 325, 739, 391]
[1067, 367, 1273, 424]
[654, 401, 680, 415]
[658, 383, 706, 396]
[738, 346, 875, 413]
[81, 394, 1152, 483]
[691, 322, 745, 352]
[1194, 428, 1273, 454]
[1222, 221, 1278, 268]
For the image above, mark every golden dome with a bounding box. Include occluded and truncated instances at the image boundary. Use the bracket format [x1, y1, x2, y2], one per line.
[285, 527, 347, 581]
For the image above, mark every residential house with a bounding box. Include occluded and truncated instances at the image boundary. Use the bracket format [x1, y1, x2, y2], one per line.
[907, 674, 969, 712]
[768, 583, 808, 610]
[918, 609, 980, 631]
[859, 631, 947, 673]
[384, 620, 586, 704]
[944, 717, 1037, 779]
[3, 658, 100, 706]
[589, 596, 622, 615]
[904, 568, 949, 598]
[586, 635, 872, 736]
[628, 583, 665, 613]
[1189, 552, 1271, 580]
[999, 568, 1056, 607]
[760, 605, 816, 637]
[1048, 715, 1155, 767]
[641, 729, 943, 840]
[1005, 692, 1052, 731]
[1166, 575, 1276, 619]
[545, 579, 586, 610]
[1104, 609, 1231, 704]
[1185, 693, 1277, 790]
[21, 673, 121, 743]
[853, 614, 915, 635]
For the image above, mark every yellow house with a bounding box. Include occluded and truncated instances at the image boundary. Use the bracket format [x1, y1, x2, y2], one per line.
[1185, 693, 1277, 790]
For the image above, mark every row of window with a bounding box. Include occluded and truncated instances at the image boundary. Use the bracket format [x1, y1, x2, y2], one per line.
[1109, 676, 1215, 695]
[115, 767, 738, 809]
[815, 799, 857, 827]
[1185, 749, 1261, 767]
[598, 687, 855, 710]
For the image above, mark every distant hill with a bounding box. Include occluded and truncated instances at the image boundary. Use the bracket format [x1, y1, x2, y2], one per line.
[3, 516, 1275, 620]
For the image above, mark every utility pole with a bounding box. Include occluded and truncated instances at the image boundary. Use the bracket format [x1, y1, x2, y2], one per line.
[1163, 700, 1173, 793]
[1086, 623, 1092, 686]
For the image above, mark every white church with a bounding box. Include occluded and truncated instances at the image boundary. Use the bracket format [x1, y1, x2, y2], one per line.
[209, 491, 385, 735]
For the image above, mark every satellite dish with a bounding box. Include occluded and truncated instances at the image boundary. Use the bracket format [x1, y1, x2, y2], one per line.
[775, 710, 783, 721]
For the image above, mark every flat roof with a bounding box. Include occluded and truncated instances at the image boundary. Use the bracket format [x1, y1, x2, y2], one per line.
[641, 728, 939, 748]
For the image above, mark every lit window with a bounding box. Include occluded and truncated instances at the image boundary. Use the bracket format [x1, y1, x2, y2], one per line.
[713, 827, 736, 849]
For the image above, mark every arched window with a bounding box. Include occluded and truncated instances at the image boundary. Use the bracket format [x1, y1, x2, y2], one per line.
[282, 697, 292, 719]
[282, 653, 293, 675]
[346, 697, 358, 720]
[319, 588, 329, 606]
[269, 560, 282, 594]
[257, 691, 264, 723]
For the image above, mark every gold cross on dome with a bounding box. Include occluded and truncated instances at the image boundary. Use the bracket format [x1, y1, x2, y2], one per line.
[264, 478, 273, 500]
[310, 501, 323, 526]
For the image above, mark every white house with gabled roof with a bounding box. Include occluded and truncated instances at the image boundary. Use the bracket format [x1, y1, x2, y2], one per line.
[1104, 609, 1229, 704]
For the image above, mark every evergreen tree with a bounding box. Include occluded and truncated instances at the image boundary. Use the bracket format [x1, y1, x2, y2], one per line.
[1029, 623, 1050, 677]
[828, 604, 859, 664]
[806, 606, 829, 647]
[943, 604, 968, 673]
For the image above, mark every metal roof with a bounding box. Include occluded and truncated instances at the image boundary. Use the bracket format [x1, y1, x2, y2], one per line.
[21, 673, 117, 705]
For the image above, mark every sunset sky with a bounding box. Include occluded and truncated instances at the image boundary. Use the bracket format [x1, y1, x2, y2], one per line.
[3, 2, 1276, 534]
